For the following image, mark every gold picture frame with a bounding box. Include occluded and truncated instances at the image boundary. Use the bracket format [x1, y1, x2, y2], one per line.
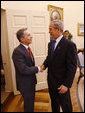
[48, 5, 63, 21]
[78, 23, 84, 36]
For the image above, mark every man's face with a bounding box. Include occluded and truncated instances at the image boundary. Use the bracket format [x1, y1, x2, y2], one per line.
[21, 30, 32, 45]
[64, 32, 69, 38]
[49, 23, 59, 39]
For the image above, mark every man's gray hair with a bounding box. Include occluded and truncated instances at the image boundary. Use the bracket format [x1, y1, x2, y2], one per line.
[16, 28, 27, 42]
[51, 19, 64, 32]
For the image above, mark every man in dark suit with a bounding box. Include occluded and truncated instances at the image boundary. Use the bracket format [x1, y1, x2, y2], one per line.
[41, 20, 77, 112]
[12, 28, 41, 112]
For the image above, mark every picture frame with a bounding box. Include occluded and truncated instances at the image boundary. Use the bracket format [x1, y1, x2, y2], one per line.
[78, 23, 84, 36]
[48, 5, 63, 21]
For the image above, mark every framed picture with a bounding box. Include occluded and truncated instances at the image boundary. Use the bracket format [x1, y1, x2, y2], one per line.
[78, 23, 84, 36]
[48, 5, 63, 21]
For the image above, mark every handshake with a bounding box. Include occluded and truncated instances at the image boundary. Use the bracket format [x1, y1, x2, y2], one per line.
[38, 65, 45, 72]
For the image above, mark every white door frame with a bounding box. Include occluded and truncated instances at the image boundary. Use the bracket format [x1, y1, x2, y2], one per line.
[1, 8, 13, 92]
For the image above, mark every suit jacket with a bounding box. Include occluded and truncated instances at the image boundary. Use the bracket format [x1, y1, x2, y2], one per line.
[12, 44, 38, 94]
[43, 37, 77, 91]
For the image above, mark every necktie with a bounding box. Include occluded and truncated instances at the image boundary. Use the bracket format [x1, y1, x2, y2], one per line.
[51, 40, 56, 57]
[28, 46, 33, 59]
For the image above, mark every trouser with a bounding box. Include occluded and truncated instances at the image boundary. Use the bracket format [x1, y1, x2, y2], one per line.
[21, 84, 36, 112]
[49, 87, 72, 112]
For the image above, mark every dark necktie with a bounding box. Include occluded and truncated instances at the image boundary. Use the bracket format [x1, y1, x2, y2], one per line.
[28, 46, 33, 59]
[51, 40, 56, 57]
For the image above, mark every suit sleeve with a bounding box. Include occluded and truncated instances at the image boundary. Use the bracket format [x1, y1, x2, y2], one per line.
[12, 49, 38, 76]
[43, 43, 50, 69]
[43, 56, 48, 69]
[63, 42, 77, 88]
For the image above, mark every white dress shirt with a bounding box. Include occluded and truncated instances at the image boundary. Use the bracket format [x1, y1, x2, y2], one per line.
[21, 43, 28, 49]
[54, 35, 63, 50]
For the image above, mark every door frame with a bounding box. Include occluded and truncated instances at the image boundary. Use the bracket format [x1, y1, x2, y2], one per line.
[1, 8, 13, 92]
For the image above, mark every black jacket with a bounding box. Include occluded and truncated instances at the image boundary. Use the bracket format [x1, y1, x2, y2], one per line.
[43, 37, 77, 90]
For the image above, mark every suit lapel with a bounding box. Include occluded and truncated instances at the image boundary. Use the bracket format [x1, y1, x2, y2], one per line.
[51, 37, 65, 59]
[27, 50, 35, 65]
[20, 44, 35, 65]
[30, 51, 35, 64]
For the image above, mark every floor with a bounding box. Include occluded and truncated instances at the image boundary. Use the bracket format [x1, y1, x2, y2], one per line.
[1, 71, 83, 112]
[1, 91, 12, 104]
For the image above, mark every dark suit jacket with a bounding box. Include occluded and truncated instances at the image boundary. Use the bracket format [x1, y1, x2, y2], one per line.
[12, 44, 38, 94]
[43, 37, 77, 91]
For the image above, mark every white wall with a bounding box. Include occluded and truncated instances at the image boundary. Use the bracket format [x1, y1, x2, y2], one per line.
[1, 1, 84, 49]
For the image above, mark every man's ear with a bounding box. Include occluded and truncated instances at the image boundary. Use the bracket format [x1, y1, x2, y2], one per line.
[20, 37, 24, 43]
[57, 28, 61, 32]
[58, 28, 60, 31]
[55, 28, 59, 31]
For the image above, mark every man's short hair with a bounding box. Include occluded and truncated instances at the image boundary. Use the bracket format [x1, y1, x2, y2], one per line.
[64, 30, 69, 34]
[51, 19, 64, 32]
[16, 28, 27, 42]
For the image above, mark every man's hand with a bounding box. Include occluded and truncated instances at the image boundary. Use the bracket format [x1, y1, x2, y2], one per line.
[40, 65, 45, 72]
[58, 85, 68, 94]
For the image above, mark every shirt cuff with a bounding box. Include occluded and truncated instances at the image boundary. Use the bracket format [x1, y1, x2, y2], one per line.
[38, 66, 41, 72]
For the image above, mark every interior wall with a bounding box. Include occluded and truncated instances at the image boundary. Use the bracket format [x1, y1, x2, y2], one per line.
[1, 1, 84, 49]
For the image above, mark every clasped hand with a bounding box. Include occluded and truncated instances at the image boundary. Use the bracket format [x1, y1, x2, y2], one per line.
[40, 65, 45, 72]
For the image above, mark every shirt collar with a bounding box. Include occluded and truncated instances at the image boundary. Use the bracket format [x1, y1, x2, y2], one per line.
[56, 35, 63, 42]
[21, 43, 28, 49]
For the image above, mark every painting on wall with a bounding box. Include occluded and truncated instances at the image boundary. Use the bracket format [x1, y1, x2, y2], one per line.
[78, 23, 84, 36]
[48, 5, 63, 21]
